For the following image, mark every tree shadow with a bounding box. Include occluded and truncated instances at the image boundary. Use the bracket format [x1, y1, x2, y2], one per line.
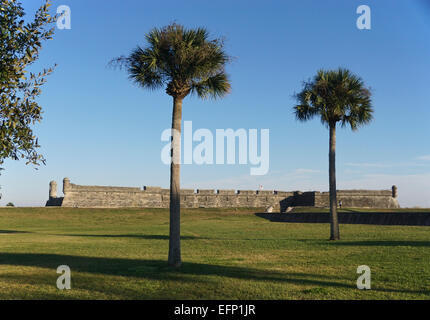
[0, 230, 30, 234]
[62, 234, 329, 242]
[0, 253, 427, 296]
[59, 234, 202, 240]
[331, 240, 430, 247]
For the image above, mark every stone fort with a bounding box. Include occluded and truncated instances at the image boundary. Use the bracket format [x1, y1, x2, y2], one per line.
[46, 178, 400, 210]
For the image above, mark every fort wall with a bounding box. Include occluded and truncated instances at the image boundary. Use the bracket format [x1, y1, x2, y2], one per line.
[46, 178, 400, 210]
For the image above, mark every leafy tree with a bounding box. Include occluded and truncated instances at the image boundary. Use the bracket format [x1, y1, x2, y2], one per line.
[6, 202, 14, 207]
[294, 68, 373, 240]
[113, 24, 231, 267]
[0, 0, 56, 170]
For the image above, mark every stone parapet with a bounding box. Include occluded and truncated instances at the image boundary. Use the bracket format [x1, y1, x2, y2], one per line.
[46, 178, 400, 210]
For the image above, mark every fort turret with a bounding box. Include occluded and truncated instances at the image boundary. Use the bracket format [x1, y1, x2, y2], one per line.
[46, 180, 64, 207]
[49, 181, 57, 199]
[63, 177, 71, 196]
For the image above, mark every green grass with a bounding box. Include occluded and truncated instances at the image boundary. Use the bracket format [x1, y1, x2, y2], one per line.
[0, 207, 429, 300]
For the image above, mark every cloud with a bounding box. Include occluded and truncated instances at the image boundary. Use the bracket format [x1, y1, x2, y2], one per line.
[294, 168, 323, 174]
[417, 155, 430, 161]
[345, 162, 395, 168]
[345, 160, 430, 168]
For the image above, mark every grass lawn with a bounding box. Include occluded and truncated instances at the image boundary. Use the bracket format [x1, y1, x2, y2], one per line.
[0, 207, 429, 300]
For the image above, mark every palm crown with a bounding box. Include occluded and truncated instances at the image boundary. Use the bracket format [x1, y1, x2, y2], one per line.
[294, 68, 373, 129]
[113, 23, 231, 100]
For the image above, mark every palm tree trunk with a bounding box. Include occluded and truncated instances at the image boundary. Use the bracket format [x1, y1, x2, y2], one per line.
[168, 96, 182, 267]
[329, 123, 340, 240]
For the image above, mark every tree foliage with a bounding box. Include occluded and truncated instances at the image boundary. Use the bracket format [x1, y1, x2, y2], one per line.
[294, 68, 373, 128]
[0, 0, 56, 170]
[112, 23, 231, 100]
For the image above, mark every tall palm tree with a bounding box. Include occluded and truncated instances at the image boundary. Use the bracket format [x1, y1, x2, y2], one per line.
[294, 68, 373, 240]
[113, 24, 231, 267]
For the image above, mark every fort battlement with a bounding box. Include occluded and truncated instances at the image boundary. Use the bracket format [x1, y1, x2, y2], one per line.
[45, 178, 400, 210]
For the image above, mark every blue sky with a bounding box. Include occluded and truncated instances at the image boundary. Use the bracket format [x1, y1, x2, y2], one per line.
[1, 0, 430, 207]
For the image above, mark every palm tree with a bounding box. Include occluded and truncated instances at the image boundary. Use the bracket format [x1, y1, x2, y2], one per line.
[112, 24, 231, 267]
[293, 68, 373, 240]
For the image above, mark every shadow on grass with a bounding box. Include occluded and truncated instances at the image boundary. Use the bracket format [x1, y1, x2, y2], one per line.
[0, 253, 427, 296]
[60, 234, 202, 240]
[331, 240, 430, 247]
[60, 233, 337, 242]
[0, 230, 30, 234]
